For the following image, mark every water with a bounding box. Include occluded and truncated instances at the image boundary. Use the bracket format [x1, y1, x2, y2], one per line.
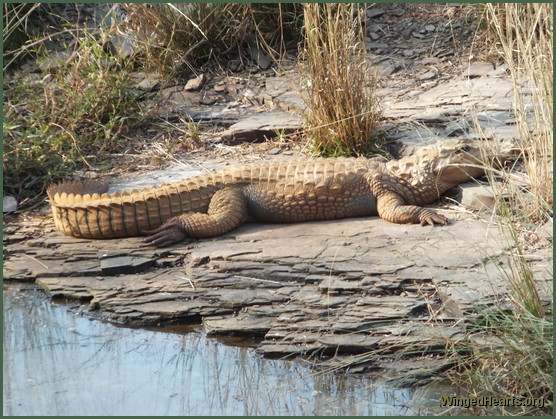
[3, 283, 443, 416]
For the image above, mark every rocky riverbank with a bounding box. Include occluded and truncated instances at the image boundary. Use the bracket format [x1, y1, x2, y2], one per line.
[3, 3, 552, 386]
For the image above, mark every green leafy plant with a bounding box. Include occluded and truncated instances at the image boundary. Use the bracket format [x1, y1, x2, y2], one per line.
[3, 28, 150, 207]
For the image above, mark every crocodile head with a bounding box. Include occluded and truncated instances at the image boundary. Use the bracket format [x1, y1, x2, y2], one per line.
[430, 138, 514, 186]
[384, 138, 515, 188]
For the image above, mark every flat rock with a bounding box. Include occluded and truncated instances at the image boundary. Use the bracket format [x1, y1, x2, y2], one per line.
[366, 8, 385, 19]
[220, 109, 303, 144]
[248, 43, 271, 70]
[108, 33, 141, 58]
[204, 314, 276, 336]
[417, 70, 437, 81]
[464, 61, 495, 78]
[99, 255, 156, 275]
[455, 182, 498, 212]
[159, 86, 197, 106]
[366, 42, 389, 50]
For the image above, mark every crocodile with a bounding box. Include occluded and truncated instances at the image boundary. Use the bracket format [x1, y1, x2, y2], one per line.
[47, 139, 506, 247]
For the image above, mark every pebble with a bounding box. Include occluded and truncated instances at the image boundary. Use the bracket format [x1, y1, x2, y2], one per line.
[417, 70, 437, 81]
[184, 73, 206, 91]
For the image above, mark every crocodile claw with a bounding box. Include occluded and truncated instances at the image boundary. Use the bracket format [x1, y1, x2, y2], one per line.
[419, 210, 448, 226]
[144, 221, 188, 248]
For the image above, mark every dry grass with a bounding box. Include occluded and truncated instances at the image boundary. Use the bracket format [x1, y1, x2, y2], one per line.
[301, 3, 382, 157]
[482, 2, 552, 317]
[122, 3, 303, 72]
[446, 4, 553, 414]
[486, 3, 553, 222]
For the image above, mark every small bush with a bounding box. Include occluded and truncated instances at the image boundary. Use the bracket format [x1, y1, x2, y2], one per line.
[3, 29, 150, 207]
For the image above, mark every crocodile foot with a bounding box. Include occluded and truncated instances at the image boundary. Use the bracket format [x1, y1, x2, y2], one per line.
[418, 210, 448, 226]
[144, 219, 188, 248]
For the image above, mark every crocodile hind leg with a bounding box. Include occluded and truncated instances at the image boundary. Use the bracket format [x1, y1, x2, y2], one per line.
[376, 192, 448, 226]
[144, 187, 248, 247]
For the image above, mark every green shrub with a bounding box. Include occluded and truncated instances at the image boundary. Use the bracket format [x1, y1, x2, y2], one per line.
[3, 31, 150, 207]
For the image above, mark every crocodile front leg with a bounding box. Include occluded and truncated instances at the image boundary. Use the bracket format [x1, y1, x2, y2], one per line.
[144, 187, 248, 247]
[376, 192, 448, 226]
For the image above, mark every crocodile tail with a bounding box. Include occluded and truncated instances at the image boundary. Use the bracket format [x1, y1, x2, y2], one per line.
[46, 179, 212, 239]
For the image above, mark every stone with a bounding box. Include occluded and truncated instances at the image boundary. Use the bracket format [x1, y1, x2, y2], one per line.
[200, 95, 218, 105]
[473, 110, 512, 127]
[4, 204, 552, 370]
[213, 83, 226, 92]
[366, 42, 389, 50]
[318, 334, 383, 353]
[248, 43, 271, 70]
[455, 182, 497, 212]
[108, 33, 141, 58]
[383, 358, 453, 387]
[464, 61, 495, 78]
[424, 24, 436, 32]
[184, 73, 206, 91]
[366, 8, 385, 19]
[203, 314, 275, 336]
[406, 90, 423, 98]
[318, 279, 362, 293]
[537, 217, 553, 240]
[3, 196, 17, 213]
[417, 70, 437, 81]
[159, 87, 196, 106]
[99, 255, 156, 275]
[129, 72, 162, 91]
[228, 60, 243, 72]
[444, 119, 470, 136]
[436, 48, 454, 58]
[37, 51, 72, 72]
[373, 61, 401, 78]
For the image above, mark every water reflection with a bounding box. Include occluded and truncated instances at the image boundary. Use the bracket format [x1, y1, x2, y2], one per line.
[3, 284, 440, 415]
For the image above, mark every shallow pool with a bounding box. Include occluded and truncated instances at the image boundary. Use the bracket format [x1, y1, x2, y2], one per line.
[3, 283, 444, 415]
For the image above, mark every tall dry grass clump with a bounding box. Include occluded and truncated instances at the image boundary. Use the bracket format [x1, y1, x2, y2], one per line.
[301, 3, 382, 157]
[484, 2, 552, 316]
[487, 3, 553, 223]
[447, 4, 553, 414]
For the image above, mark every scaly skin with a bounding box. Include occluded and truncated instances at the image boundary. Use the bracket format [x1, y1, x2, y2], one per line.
[47, 139, 506, 247]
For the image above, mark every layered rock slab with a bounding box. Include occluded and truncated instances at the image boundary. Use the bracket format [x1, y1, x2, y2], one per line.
[4, 210, 551, 380]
